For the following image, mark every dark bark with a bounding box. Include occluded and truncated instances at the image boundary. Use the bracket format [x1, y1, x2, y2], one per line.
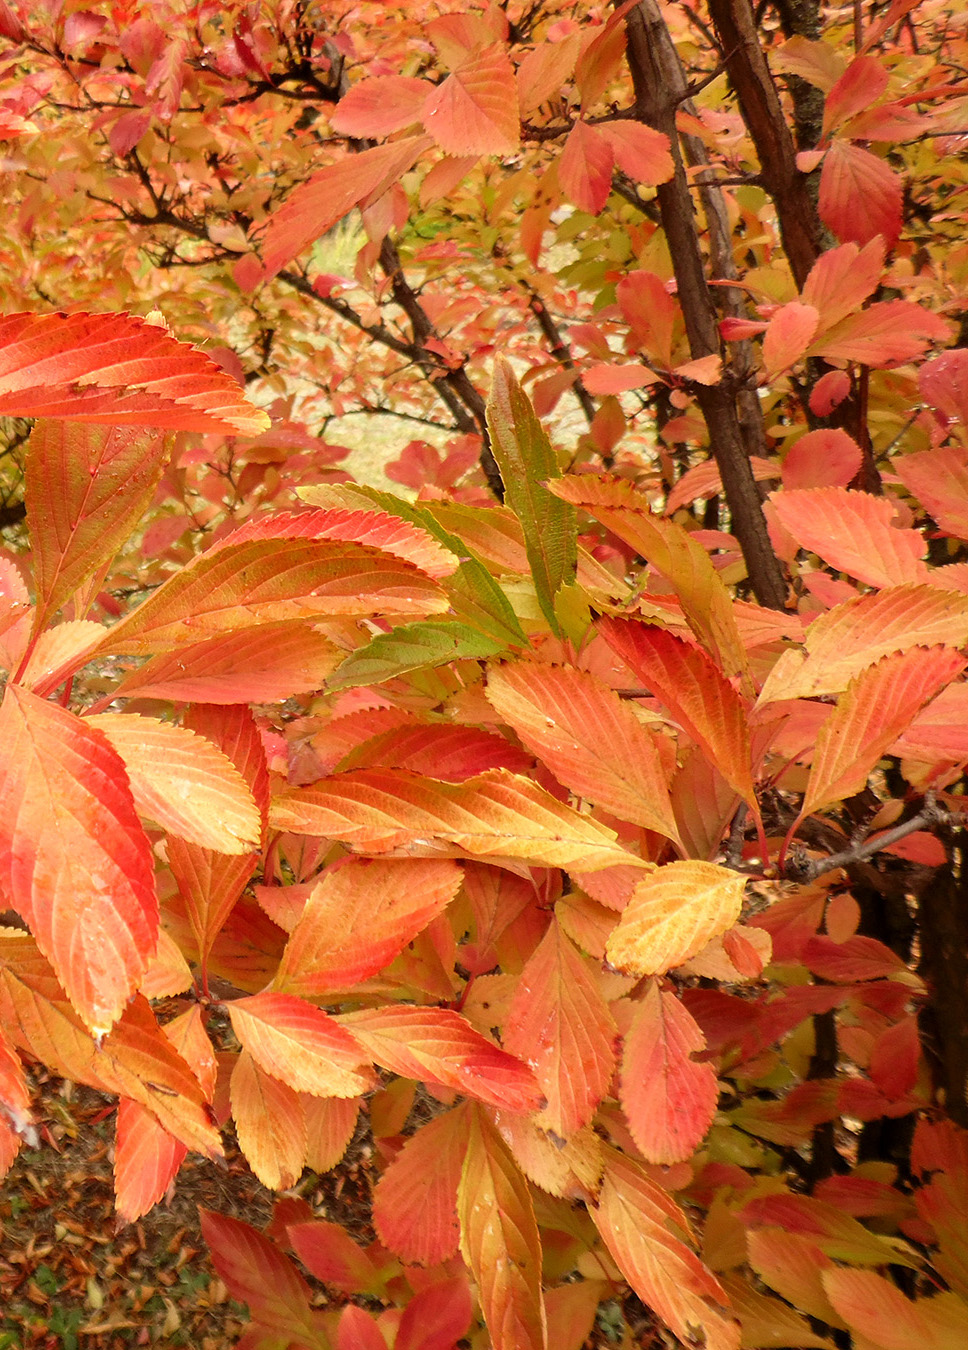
[919, 839, 968, 1127]
[623, 0, 789, 610]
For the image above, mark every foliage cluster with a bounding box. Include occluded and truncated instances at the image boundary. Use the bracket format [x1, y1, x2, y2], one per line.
[2, 1, 968, 1348]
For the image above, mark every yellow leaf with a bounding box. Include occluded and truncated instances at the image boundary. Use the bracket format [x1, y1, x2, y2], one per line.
[605, 861, 746, 977]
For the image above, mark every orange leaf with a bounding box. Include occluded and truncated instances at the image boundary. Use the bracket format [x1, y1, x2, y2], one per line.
[200, 1209, 317, 1340]
[822, 1267, 965, 1349]
[227, 992, 374, 1099]
[485, 661, 680, 842]
[549, 475, 748, 680]
[606, 861, 747, 977]
[96, 537, 449, 656]
[112, 621, 341, 704]
[762, 301, 820, 377]
[86, 713, 260, 853]
[504, 919, 617, 1137]
[272, 767, 640, 872]
[19, 620, 103, 697]
[597, 619, 757, 814]
[593, 1152, 739, 1350]
[114, 1098, 186, 1225]
[0, 685, 156, 1033]
[338, 1005, 542, 1113]
[288, 1219, 383, 1295]
[891, 681, 968, 762]
[0, 1023, 33, 1147]
[495, 1112, 603, 1201]
[458, 1104, 547, 1350]
[331, 74, 429, 136]
[422, 48, 519, 155]
[620, 982, 718, 1163]
[303, 1095, 359, 1173]
[822, 55, 889, 136]
[896, 446, 968, 539]
[800, 238, 885, 331]
[781, 428, 862, 491]
[599, 121, 674, 187]
[812, 299, 951, 367]
[770, 487, 927, 587]
[261, 137, 429, 279]
[373, 1105, 468, 1265]
[0, 312, 267, 434]
[582, 361, 659, 394]
[818, 139, 902, 247]
[230, 1048, 306, 1190]
[797, 645, 966, 821]
[273, 857, 462, 997]
[25, 422, 169, 631]
[396, 1277, 474, 1350]
[919, 347, 968, 426]
[559, 120, 614, 214]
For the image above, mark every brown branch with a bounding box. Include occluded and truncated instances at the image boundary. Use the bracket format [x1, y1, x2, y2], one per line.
[623, 0, 788, 609]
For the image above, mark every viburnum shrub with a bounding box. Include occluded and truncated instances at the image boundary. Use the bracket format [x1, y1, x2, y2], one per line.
[3, 1, 968, 1348]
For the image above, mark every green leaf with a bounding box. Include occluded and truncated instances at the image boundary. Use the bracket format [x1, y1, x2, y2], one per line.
[486, 357, 577, 634]
[327, 620, 506, 690]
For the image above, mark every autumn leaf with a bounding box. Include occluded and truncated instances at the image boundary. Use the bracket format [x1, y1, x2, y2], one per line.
[606, 861, 747, 977]
[458, 1104, 547, 1350]
[620, 981, 719, 1164]
[272, 857, 462, 997]
[559, 120, 614, 213]
[288, 1219, 384, 1295]
[271, 766, 641, 872]
[0, 311, 268, 434]
[230, 1049, 306, 1190]
[504, 919, 617, 1137]
[762, 301, 820, 377]
[770, 487, 927, 588]
[86, 713, 261, 853]
[818, 139, 903, 247]
[373, 1106, 469, 1265]
[485, 660, 680, 843]
[331, 74, 429, 137]
[227, 992, 375, 1098]
[200, 1210, 319, 1341]
[422, 47, 519, 155]
[0, 685, 157, 1033]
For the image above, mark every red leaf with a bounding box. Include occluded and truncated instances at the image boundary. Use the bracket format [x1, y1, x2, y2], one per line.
[273, 857, 462, 997]
[227, 992, 373, 1098]
[504, 919, 617, 1137]
[801, 238, 885, 331]
[200, 1209, 317, 1339]
[337, 1307, 385, 1350]
[796, 645, 965, 820]
[485, 661, 680, 842]
[114, 1098, 186, 1224]
[919, 348, 968, 425]
[422, 48, 519, 155]
[597, 619, 757, 813]
[338, 1005, 542, 1112]
[458, 1105, 546, 1350]
[802, 934, 908, 982]
[559, 120, 614, 214]
[819, 140, 903, 247]
[616, 271, 677, 367]
[288, 1219, 382, 1294]
[373, 1106, 468, 1265]
[896, 446, 968, 539]
[762, 302, 820, 377]
[808, 369, 853, 416]
[0, 1023, 33, 1147]
[593, 1152, 739, 1350]
[869, 1016, 919, 1101]
[813, 299, 951, 367]
[891, 680, 968, 762]
[262, 138, 429, 279]
[331, 75, 429, 137]
[0, 686, 156, 1033]
[781, 428, 862, 491]
[822, 56, 890, 136]
[598, 121, 674, 187]
[112, 620, 340, 704]
[621, 982, 719, 1164]
[0, 312, 267, 434]
[396, 1276, 474, 1350]
[770, 487, 927, 587]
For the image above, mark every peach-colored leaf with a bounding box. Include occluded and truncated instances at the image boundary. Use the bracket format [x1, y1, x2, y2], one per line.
[25, 422, 169, 631]
[822, 1267, 965, 1349]
[261, 137, 429, 279]
[812, 300, 951, 367]
[665, 456, 779, 514]
[422, 48, 519, 155]
[818, 139, 902, 247]
[303, 1095, 359, 1174]
[373, 1106, 468, 1265]
[230, 1048, 306, 1190]
[0, 312, 267, 434]
[273, 857, 461, 997]
[486, 661, 679, 842]
[495, 1112, 603, 1202]
[96, 537, 448, 656]
[272, 767, 640, 872]
[800, 238, 885, 331]
[19, 620, 103, 697]
[599, 121, 674, 186]
[758, 584, 968, 701]
[114, 1098, 185, 1225]
[559, 120, 613, 214]
[227, 992, 374, 1099]
[762, 302, 820, 377]
[200, 1210, 317, 1339]
[919, 347, 968, 425]
[808, 369, 853, 417]
[331, 74, 429, 136]
[770, 487, 927, 587]
[516, 32, 579, 114]
[504, 919, 617, 1137]
[896, 445, 968, 540]
[458, 1104, 546, 1350]
[822, 55, 889, 136]
[621, 982, 718, 1164]
[593, 1152, 739, 1350]
[891, 681, 968, 762]
[86, 713, 260, 854]
[598, 619, 757, 812]
[550, 475, 748, 679]
[781, 428, 862, 491]
[338, 1005, 542, 1113]
[582, 362, 658, 394]
[606, 861, 747, 977]
[111, 620, 340, 704]
[288, 1218, 382, 1295]
[396, 1276, 474, 1350]
[797, 645, 966, 820]
[0, 686, 156, 1033]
